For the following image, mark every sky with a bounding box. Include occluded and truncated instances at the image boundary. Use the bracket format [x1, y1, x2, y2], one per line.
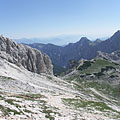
[0, 0, 120, 41]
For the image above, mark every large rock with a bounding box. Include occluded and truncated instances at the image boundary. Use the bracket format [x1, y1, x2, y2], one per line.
[0, 35, 53, 75]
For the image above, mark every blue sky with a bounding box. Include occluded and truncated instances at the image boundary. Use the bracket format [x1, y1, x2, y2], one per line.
[0, 0, 120, 40]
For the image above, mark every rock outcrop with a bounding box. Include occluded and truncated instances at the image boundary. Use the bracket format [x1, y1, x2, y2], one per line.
[97, 51, 120, 63]
[0, 35, 53, 75]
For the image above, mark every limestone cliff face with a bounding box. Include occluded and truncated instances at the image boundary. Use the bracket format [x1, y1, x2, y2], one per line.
[0, 35, 53, 75]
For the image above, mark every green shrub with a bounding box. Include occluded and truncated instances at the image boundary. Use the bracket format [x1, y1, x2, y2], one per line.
[77, 61, 92, 71]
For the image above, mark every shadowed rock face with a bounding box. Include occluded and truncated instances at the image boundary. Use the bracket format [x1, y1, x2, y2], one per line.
[0, 35, 53, 75]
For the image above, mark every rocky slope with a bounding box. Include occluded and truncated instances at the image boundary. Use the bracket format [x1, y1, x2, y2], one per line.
[63, 51, 120, 98]
[0, 35, 53, 75]
[0, 36, 119, 119]
[97, 50, 120, 63]
[0, 52, 120, 120]
[28, 30, 120, 68]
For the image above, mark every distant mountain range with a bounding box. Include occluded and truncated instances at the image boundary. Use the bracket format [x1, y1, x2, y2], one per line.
[14, 34, 82, 46]
[27, 30, 120, 68]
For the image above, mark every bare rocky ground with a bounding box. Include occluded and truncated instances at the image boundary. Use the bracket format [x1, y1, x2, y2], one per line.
[0, 58, 120, 120]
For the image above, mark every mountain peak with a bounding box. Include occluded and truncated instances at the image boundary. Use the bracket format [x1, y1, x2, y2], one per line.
[79, 37, 90, 44]
[114, 30, 120, 35]
[0, 35, 6, 41]
[80, 37, 89, 41]
[111, 30, 120, 39]
[116, 30, 120, 33]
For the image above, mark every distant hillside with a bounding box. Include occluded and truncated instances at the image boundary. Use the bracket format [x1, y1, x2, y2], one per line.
[27, 30, 120, 68]
[63, 50, 120, 99]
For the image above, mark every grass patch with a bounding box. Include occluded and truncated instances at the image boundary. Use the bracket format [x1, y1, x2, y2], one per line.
[77, 61, 92, 71]
[42, 106, 55, 120]
[24, 109, 32, 113]
[78, 59, 119, 74]
[41, 105, 61, 120]
[5, 99, 21, 108]
[0, 105, 21, 116]
[0, 76, 14, 80]
[12, 93, 45, 101]
[84, 81, 120, 99]
[63, 98, 120, 113]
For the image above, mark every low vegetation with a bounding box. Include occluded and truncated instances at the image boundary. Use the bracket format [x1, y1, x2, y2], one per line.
[63, 98, 120, 118]
[77, 59, 120, 74]
[0, 105, 21, 116]
[77, 61, 92, 71]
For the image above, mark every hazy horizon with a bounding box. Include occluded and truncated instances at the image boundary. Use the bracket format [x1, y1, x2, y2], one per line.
[14, 33, 109, 46]
[0, 0, 120, 43]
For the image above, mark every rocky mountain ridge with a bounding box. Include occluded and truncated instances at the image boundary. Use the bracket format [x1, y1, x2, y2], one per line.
[28, 30, 120, 68]
[0, 35, 53, 75]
